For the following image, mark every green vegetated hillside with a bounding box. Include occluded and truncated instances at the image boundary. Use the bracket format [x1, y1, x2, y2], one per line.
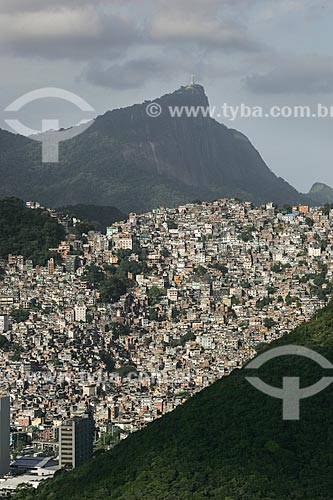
[308, 183, 333, 205]
[16, 302, 333, 500]
[58, 204, 126, 232]
[0, 198, 66, 266]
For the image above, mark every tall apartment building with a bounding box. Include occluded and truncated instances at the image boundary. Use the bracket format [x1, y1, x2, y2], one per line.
[58, 415, 94, 469]
[0, 396, 10, 478]
[47, 258, 55, 275]
[74, 304, 87, 323]
[0, 314, 9, 333]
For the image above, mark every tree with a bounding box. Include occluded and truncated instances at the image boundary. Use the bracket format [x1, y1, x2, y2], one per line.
[263, 317, 276, 329]
[11, 309, 29, 323]
[272, 263, 283, 273]
[11, 347, 23, 361]
[0, 334, 7, 349]
[148, 286, 166, 306]
[194, 265, 207, 277]
[0, 198, 66, 266]
[256, 297, 271, 309]
[12, 484, 35, 499]
[110, 322, 130, 340]
[100, 276, 128, 302]
[166, 220, 178, 230]
[212, 263, 228, 275]
[149, 308, 159, 321]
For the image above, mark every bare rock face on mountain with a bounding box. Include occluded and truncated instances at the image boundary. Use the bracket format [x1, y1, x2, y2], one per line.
[0, 84, 322, 212]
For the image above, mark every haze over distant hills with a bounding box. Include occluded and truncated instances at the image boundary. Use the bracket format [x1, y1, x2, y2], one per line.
[0, 84, 331, 213]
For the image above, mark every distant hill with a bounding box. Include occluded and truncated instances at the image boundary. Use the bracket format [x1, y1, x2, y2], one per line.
[1, 84, 328, 213]
[16, 301, 333, 500]
[58, 205, 126, 232]
[307, 182, 333, 205]
[0, 198, 65, 266]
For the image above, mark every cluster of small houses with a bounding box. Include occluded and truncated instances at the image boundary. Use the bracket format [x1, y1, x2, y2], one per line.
[0, 198, 332, 465]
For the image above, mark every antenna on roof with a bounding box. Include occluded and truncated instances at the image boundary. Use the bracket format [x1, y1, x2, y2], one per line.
[191, 75, 196, 85]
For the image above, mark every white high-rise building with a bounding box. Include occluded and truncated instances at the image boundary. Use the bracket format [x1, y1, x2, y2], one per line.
[74, 304, 87, 323]
[0, 396, 10, 477]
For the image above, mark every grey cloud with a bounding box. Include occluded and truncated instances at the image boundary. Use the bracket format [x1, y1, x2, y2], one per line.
[84, 55, 241, 90]
[151, 0, 264, 53]
[0, 0, 110, 13]
[0, 0, 265, 62]
[151, 19, 262, 52]
[85, 59, 166, 90]
[245, 58, 333, 94]
[0, 9, 144, 60]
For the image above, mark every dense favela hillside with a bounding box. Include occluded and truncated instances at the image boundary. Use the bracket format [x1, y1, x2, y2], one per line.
[0, 198, 66, 266]
[16, 302, 333, 500]
[0, 84, 324, 213]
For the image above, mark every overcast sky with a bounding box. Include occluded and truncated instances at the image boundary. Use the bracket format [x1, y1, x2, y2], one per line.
[1, 0, 332, 193]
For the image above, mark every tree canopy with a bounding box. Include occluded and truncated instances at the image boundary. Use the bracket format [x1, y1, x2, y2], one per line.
[0, 198, 66, 266]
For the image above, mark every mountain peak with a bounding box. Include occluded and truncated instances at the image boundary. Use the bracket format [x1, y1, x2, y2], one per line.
[308, 182, 333, 204]
[0, 84, 307, 211]
[309, 182, 333, 193]
[155, 83, 209, 108]
[179, 82, 207, 95]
